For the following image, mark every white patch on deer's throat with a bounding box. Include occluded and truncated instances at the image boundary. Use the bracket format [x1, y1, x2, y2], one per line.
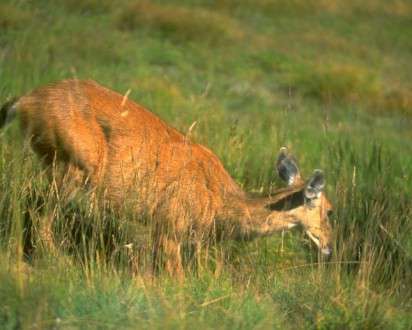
[306, 230, 320, 248]
[288, 223, 297, 229]
[321, 247, 332, 256]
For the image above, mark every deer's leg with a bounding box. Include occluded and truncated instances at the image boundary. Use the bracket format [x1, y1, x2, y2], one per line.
[32, 211, 58, 256]
[152, 231, 184, 280]
[163, 237, 183, 279]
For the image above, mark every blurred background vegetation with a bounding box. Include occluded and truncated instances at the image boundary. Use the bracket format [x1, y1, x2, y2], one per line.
[0, 0, 411, 328]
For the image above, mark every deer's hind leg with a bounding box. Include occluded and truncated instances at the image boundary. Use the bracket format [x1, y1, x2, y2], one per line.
[28, 135, 107, 257]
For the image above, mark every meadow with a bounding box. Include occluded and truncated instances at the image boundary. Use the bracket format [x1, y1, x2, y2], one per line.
[0, 0, 411, 328]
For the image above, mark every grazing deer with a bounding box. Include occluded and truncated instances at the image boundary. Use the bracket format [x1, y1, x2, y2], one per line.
[0, 79, 333, 276]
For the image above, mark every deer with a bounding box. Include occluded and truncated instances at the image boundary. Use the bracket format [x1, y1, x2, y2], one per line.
[0, 79, 333, 277]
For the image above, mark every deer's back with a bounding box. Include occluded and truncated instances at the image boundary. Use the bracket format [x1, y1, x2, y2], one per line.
[17, 79, 243, 227]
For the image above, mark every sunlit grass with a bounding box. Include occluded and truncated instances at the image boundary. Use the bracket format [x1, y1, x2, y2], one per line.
[116, 1, 244, 44]
[0, 3, 31, 29]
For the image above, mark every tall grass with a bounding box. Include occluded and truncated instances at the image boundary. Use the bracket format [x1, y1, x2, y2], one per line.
[0, 113, 411, 328]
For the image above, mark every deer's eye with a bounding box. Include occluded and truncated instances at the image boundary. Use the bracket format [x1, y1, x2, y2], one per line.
[327, 210, 333, 218]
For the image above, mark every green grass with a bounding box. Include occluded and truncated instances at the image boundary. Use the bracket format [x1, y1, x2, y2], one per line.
[0, 0, 411, 328]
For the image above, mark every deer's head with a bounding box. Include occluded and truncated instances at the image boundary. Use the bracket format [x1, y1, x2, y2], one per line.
[272, 147, 333, 256]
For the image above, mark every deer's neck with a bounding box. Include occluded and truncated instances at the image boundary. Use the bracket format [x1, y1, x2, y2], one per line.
[217, 191, 301, 241]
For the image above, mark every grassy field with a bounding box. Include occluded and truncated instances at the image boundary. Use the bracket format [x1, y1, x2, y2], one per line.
[0, 0, 411, 328]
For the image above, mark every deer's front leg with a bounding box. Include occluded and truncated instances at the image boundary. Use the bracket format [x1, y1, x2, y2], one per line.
[152, 230, 184, 281]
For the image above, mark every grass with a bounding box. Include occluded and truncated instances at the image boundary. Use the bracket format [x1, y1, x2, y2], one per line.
[117, 1, 244, 44]
[0, 0, 411, 328]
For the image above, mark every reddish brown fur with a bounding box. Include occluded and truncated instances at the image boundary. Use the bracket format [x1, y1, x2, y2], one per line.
[8, 79, 333, 277]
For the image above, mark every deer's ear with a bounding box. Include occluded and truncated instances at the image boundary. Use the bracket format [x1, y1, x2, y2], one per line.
[276, 147, 301, 186]
[305, 169, 325, 199]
